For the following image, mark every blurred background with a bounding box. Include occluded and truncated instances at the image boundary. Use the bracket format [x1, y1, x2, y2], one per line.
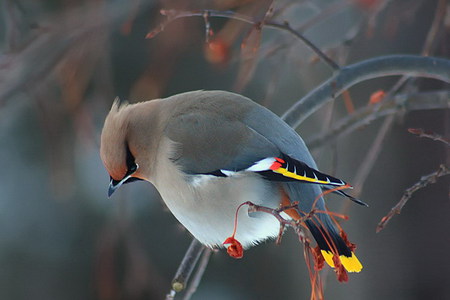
[0, 0, 449, 299]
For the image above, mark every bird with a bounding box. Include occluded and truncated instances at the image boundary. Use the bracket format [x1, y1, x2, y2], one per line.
[100, 90, 363, 274]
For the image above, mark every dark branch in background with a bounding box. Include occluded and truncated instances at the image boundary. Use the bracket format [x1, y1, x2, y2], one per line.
[3, 0, 20, 51]
[422, 0, 447, 56]
[408, 128, 450, 147]
[338, 0, 449, 204]
[376, 164, 450, 233]
[307, 90, 450, 150]
[326, 0, 449, 201]
[353, 114, 396, 197]
[146, 9, 340, 71]
[362, 0, 449, 225]
[366, 0, 393, 35]
[281, 55, 450, 128]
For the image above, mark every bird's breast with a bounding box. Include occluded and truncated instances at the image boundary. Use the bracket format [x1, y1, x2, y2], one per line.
[152, 164, 282, 248]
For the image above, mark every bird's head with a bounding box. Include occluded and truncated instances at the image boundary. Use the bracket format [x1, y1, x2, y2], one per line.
[100, 98, 158, 197]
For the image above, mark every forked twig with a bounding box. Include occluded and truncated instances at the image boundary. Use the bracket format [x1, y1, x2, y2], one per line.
[408, 128, 450, 147]
[376, 164, 450, 233]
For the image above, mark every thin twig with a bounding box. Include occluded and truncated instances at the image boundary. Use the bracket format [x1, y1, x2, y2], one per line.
[265, 21, 340, 70]
[307, 90, 450, 150]
[352, 114, 395, 197]
[408, 128, 450, 147]
[240, 198, 349, 236]
[182, 249, 213, 300]
[146, 9, 340, 70]
[168, 239, 205, 298]
[376, 164, 450, 232]
[366, 0, 392, 35]
[297, 0, 351, 33]
[3, 0, 21, 51]
[422, 0, 447, 56]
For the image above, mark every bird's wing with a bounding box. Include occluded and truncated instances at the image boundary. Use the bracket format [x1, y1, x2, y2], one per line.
[244, 154, 349, 187]
[164, 108, 349, 188]
[164, 109, 281, 175]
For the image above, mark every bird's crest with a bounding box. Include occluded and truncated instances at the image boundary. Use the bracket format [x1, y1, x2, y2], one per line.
[110, 97, 129, 113]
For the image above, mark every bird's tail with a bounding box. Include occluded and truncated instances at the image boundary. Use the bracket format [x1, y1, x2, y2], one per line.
[305, 214, 362, 273]
[281, 182, 362, 274]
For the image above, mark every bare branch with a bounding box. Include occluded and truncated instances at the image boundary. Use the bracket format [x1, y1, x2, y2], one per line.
[168, 239, 205, 297]
[146, 9, 340, 70]
[408, 128, 450, 147]
[281, 55, 450, 128]
[307, 90, 450, 150]
[265, 20, 340, 70]
[353, 114, 395, 197]
[3, 0, 21, 51]
[182, 249, 213, 300]
[334, 1, 450, 233]
[422, 0, 447, 56]
[376, 164, 450, 233]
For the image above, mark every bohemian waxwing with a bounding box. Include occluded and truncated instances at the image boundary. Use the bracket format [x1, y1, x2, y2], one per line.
[100, 90, 363, 273]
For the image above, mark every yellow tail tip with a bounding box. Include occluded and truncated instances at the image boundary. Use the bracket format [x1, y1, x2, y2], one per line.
[321, 250, 363, 273]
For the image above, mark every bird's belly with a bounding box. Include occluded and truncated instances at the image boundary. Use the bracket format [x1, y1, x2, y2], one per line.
[155, 174, 282, 248]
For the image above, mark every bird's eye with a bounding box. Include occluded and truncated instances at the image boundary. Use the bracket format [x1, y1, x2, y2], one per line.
[129, 162, 137, 173]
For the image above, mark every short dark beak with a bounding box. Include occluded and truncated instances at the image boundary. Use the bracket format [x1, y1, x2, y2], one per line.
[108, 175, 131, 198]
[108, 179, 118, 197]
[108, 163, 140, 198]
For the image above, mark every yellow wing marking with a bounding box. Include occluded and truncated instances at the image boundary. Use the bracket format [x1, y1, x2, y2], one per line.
[274, 167, 335, 185]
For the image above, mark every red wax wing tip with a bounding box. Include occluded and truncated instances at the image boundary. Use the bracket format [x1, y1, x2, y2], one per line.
[269, 157, 286, 170]
[275, 157, 285, 164]
[269, 158, 285, 171]
[223, 237, 243, 259]
[269, 162, 282, 170]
